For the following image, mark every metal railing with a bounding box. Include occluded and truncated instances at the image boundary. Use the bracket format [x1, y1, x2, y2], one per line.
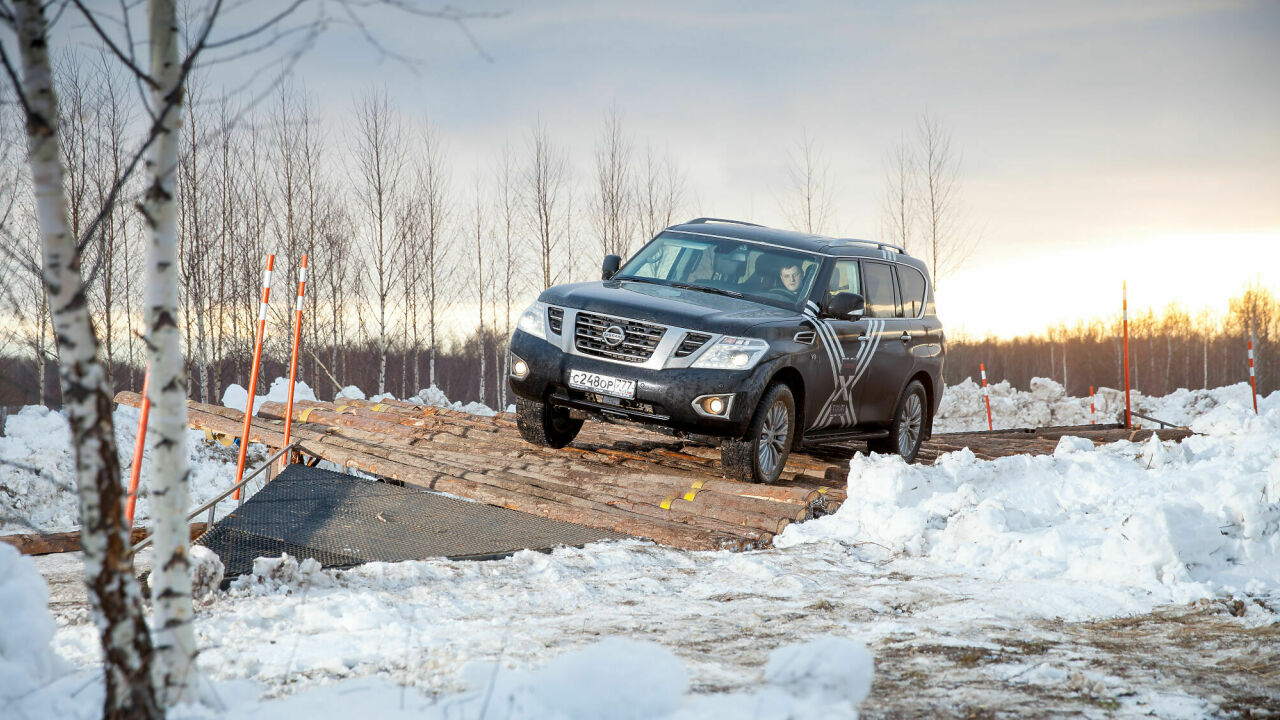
[1130, 412, 1184, 430]
[132, 443, 299, 553]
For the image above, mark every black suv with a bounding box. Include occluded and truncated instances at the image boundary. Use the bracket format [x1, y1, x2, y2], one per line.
[508, 218, 946, 483]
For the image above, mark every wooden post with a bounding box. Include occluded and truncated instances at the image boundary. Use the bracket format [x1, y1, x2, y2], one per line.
[281, 254, 308, 464]
[980, 363, 993, 431]
[234, 254, 274, 499]
[1123, 282, 1132, 429]
[1248, 329, 1259, 415]
[125, 366, 151, 528]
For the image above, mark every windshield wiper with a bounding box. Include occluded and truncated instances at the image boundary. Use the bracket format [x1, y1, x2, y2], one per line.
[669, 281, 744, 299]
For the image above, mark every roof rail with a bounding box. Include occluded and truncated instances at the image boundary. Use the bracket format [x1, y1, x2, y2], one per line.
[835, 238, 907, 255]
[682, 217, 764, 228]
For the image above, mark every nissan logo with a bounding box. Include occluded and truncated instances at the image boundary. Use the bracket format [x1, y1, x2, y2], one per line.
[601, 325, 626, 347]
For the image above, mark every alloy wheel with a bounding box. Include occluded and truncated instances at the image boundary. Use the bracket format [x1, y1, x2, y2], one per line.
[758, 401, 790, 478]
[897, 392, 923, 456]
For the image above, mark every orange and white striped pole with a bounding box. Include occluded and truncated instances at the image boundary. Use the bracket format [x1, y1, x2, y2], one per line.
[234, 253, 274, 500]
[1123, 282, 1132, 430]
[1089, 385, 1095, 425]
[1248, 330, 1258, 415]
[125, 366, 151, 528]
[980, 363, 993, 431]
[280, 254, 308, 463]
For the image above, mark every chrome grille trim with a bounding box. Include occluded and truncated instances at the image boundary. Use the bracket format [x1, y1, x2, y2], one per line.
[574, 311, 666, 363]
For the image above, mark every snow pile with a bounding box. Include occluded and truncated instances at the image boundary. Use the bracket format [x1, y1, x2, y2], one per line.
[409, 384, 499, 417]
[0, 404, 243, 534]
[780, 398, 1280, 605]
[462, 637, 687, 720]
[229, 553, 331, 596]
[0, 544, 62, 705]
[937, 377, 1270, 432]
[335, 385, 366, 400]
[192, 635, 872, 720]
[761, 636, 874, 708]
[221, 377, 318, 416]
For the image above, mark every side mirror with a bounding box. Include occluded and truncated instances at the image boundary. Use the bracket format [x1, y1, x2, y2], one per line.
[602, 254, 621, 281]
[825, 292, 865, 320]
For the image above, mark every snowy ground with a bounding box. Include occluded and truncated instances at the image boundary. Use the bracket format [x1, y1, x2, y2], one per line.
[4, 380, 1279, 717]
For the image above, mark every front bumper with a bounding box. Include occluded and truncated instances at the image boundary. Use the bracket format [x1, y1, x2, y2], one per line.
[508, 330, 771, 437]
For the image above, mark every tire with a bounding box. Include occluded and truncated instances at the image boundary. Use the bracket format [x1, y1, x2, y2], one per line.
[868, 380, 927, 463]
[722, 384, 795, 484]
[516, 397, 583, 449]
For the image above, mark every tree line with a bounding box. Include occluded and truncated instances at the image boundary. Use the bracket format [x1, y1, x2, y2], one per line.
[945, 283, 1278, 398]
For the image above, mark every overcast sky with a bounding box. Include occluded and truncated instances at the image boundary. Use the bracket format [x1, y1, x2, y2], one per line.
[64, 0, 1280, 337]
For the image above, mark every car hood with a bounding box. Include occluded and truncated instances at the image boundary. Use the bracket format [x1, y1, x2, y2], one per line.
[539, 281, 799, 334]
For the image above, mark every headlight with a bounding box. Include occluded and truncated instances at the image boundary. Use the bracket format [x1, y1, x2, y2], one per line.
[691, 336, 769, 370]
[516, 301, 548, 341]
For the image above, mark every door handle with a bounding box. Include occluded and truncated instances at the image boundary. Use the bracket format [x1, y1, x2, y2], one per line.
[857, 334, 870, 342]
[899, 332, 912, 343]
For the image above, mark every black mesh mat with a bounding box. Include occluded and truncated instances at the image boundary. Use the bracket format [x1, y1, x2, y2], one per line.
[198, 464, 630, 577]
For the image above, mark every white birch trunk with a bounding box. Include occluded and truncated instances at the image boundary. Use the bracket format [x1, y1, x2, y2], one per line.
[142, 0, 197, 706]
[11, 2, 160, 718]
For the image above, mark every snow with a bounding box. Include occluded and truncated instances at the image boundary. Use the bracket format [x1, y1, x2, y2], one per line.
[935, 377, 1265, 432]
[0, 403, 252, 534]
[0, 543, 64, 708]
[221, 377, 318, 416]
[5, 381, 1279, 716]
[408, 384, 499, 417]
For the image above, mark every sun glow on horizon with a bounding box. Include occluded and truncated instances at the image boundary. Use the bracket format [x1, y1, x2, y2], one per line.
[936, 231, 1280, 340]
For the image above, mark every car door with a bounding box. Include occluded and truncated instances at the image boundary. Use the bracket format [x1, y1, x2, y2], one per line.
[853, 260, 915, 425]
[805, 259, 872, 431]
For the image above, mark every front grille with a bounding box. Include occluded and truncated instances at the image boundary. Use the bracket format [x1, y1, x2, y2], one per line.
[548, 307, 563, 334]
[575, 311, 665, 363]
[674, 332, 712, 358]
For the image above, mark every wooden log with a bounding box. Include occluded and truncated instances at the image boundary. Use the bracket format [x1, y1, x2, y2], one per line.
[2, 522, 208, 556]
[291, 439, 754, 551]
[301, 432, 774, 545]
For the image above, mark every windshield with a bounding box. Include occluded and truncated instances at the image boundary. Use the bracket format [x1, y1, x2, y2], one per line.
[615, 232, 822, 311]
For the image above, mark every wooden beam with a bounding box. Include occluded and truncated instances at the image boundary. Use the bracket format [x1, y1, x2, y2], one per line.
[2, 522, 208, 556]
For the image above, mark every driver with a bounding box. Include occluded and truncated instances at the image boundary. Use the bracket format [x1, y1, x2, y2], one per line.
[779, 261, 803, 296]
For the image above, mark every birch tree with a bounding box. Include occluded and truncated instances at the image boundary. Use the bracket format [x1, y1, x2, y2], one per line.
[917, 111, 971, 287]
[526, 119, 567, 290]
[417, 119, 452, 388]
[780, 129, 833, 235]
[880, 133, 916, 254]
[2, 2, 160, 716]
[140, 0, 198, 703]
[591, 106, 634, 258]
[352, 88, 405, 395]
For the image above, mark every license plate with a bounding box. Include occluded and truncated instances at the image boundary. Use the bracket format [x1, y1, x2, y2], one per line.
[568, 369, 636, 399]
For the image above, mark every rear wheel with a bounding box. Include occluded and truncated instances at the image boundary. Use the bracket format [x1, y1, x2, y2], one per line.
[722, 384, 795, 484]
[516, 397, 583, 449]
[868, 380, 927, 463]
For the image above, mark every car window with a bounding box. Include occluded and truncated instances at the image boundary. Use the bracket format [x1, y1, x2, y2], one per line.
[827, 260, 862, 296]
[896, 265, 927, 318]
[862, 261, 897, 318]
[616, 232, 822, 311]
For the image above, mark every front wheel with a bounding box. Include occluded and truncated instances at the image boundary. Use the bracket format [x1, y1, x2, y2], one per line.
[868, 380, 927, 463]
[722, 383, 795, 484]
[516, 397, 583, 449]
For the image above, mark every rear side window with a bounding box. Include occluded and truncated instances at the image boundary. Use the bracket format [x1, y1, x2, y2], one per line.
[862, 262, 897, 318]
[827, 260, 862, 296]
[896, 265, 927, 318]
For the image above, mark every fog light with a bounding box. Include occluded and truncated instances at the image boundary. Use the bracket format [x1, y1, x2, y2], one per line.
[693, 394, 734, 419]
[511, 356, 529, 379]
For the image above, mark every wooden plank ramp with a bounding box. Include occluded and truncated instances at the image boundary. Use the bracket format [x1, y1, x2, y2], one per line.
[111, 392, 1192, 552]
